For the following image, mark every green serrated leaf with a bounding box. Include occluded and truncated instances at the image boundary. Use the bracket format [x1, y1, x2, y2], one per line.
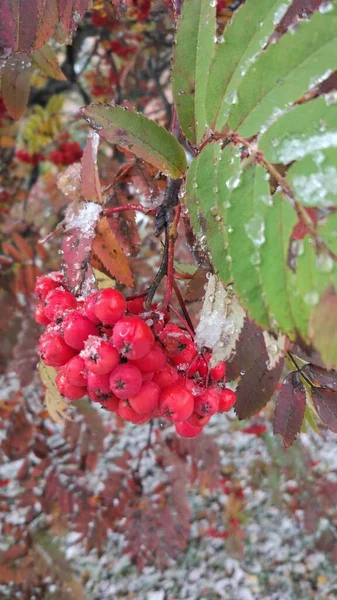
[172, 0, 216, 144]
[80, 104, 187, 178]
[287, 148, 337, 208]
[258, 95, 337, 163]
[227, 6, 337, 137]
[184, 142, 240, 285]
[206, 0, 291, 132]
[318, 212, 337, 255]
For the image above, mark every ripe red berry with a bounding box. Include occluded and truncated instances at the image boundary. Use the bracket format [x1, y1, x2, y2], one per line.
[87, 372, 111, 395]
[63, 311, 98, 350]
[188, 412, 211, 428]
[142, 371, 154, 382]
[39, 330, 75, 367]
[35, 275, 61, 302]
[126, 297, 145, 314]
[194, 387, 220, 417]
[130, 342, 166, 373]
[186, 357, 199, 377]
[112, 316, 154, 360]
[34, 304, 50, 326]
[175, 422, 203, 438]
[128, 381, 161, 415]
[160, 324, 197, 369]
[159, 385, 194, 422]
[198, 353, 210, 378]
[210, 361, 226, 382]
[81, 336, 119, 375]
[152, 362, 179, 389]
[88, 389, 117, 404]
[55, 372, 86, 401]
[84, 291, 101, 324]
[100, 394, 119, 412]
[118, 401, 154, 424]
[44, 289, 77, 321]
[218, 388, 237, 412]
[63, 355, 87, 386]
[93, 288, 126, 325]
[109, 363, 142, 399]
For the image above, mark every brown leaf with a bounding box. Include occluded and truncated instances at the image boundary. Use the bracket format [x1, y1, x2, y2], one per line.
[1, 53, 31, 120]
[31, 44, 66, 80]
[13, 314, 40, 387]
[310, 289, 337, 370]
[105, 189, 140, 257]
[185, 268, 208, 302]
[92, 216, 134, 287]
[273, 372, 306, 448]
[301, 363, 337, 392]
[312, 387, 337, 433]
[226, 320, 284, 419]
[81, 131, 102, 203]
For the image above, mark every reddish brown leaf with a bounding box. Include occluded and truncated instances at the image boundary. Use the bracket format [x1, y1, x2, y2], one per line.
[185, 268, 208, 302]
[1, 53, 31, 120]
[105, 189, 140, 257]
[0, 542, 29, 565]
[226, 320, 284, 419]
[92, 216, 134, 287]
[81, 131, 102, 203]
[128, 161, 161, 207]
[301, 363, 337, 392]
[13, 313, 40, 387]
[273, 372, 306, 448]
[312, 387, 337, 433]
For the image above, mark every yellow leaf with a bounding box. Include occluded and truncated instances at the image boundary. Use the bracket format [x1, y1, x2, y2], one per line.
[39, 362, 71, 424]
[92, 267, 115, 289]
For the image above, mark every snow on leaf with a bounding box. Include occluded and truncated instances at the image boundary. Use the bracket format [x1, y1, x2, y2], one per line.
[273, 371, 306, 447]
[263, 331, 287, 371]
[39, 363, 71, 425]
[57, 163, 82, 201]
[194, 274, 245, 367]
[92, 216, 134, 287]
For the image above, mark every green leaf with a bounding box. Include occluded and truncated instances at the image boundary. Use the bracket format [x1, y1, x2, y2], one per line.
[80, 104, 187, 178]
[206, 0, 291, 132]
[227, 6, 337, 137]
[258, 96, 337, 163]
[286, 148, 337, 208]
[31, 44, 66, 81]
[184, 142, 240, 285]
[318, 212, 337, 255]
[172, 0, 216, 144]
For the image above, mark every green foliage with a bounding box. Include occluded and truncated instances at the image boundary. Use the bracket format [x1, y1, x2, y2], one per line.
[81, 104, 187, 178]
[23, 94, 64, 154]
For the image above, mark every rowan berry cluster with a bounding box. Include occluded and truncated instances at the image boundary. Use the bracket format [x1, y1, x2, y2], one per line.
[35, 273, 237, 438]
[49, 141, 83, 166]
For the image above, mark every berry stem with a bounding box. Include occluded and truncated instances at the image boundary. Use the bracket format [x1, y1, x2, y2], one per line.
[172, 278, 195, 334]
[163, 203, 181, 305]
[103, 204, 155, 217]
[168, 303, 195, 339]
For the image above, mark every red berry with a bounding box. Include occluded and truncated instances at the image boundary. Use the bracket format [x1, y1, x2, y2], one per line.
[88, 389, 117, 404]
[112, 316, 154, 360]
[186, 357, 199, 377]
[81, 336, 119, 375]
[55, 372, 86, 401]
[93, 288, 126, 325]
[218, 388, 237, 412]
[100, 394, 119, 412]
[44, 289, 77, 321]
[152, 362, 179, 389]
[160, 324, 197, 369]
[34, 304, 50, 325]
[194, 387, 220, 417]
[63, 311, 98, 350]
[39, 330, 75, 367]
[63, 355, 87, 386]
[35, 275, 61, 302]
[159, 385, 194, 422]
[175, 422, 203, 438]
[87, 372, 111, 395]
[118, 401, 154, 424]
[171, 339, 197, 370]
[210, 361, 226, 382]
[130, 342, 166, 373]
[142, 371, 154, 382]
[84, 291, 101, 324]
[126, 297, 145, 314]
[188, 412, 211, 428]
[109, 363, 142, 399]
[129, 382, 160, 415]
[198, 353, 210, 378]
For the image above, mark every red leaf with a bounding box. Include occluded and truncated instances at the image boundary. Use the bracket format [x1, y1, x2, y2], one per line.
[273, 372, 306, 447]
[1, 53, 31, 120]
[312, 387, 337, 433]
[301, 363, 337, 392]
[81, 131, 102, 203]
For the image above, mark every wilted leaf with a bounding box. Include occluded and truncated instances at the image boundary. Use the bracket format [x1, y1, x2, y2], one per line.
[92, 216, 134, 287]
[310, 289, 337, 370]
[1, 53, 31, 120]
[312, 386, 337, 433]
[39, 363, 70, 424]
[31, 45, 66, 80]
[185, 268, 208, 302]
[301, 363, 337, 392]
[81, 131, 102, 204]
[273, 372, 306, 447]
[105, 189, 140, 257]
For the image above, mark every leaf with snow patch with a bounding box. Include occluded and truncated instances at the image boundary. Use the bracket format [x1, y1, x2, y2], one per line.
[227, 6, 337, 137]
[312, 385, 337, 433]
[206, 0, 291, 132]
[273, 371, 306, 447]
[81, 131, 102, 204]
[258, 96, 337, 164]
[62, 201, 102, 295]
[80, 104, 187, 178]
[92, 216, 134, 287]
[194, 274, 245, 366]
[310, 289, 337, 371]
[172, 0, 216, 144]
[39, 363, 71, 425]
[287, 148, 337, 208]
